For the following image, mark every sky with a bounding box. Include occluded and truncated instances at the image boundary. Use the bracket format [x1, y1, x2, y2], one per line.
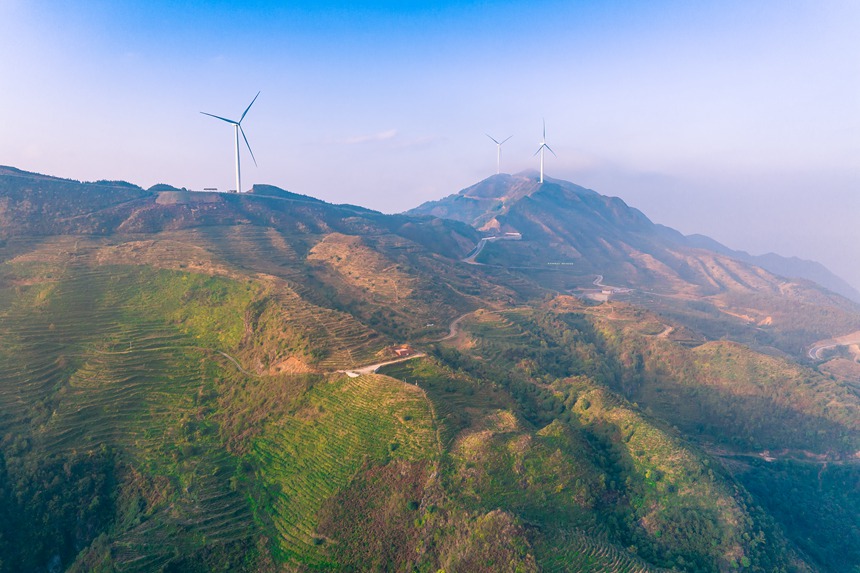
[1, 0, 859, 289]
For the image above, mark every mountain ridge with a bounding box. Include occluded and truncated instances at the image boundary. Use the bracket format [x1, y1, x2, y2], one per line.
[408, 171, 860, 303]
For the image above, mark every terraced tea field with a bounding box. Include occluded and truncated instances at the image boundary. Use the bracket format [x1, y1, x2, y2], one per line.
[537, 529, 669, 573]
[0, 250, 451, 570]
[0, 261, 266, 568]
[3, 168, 856, 572]
[252, 372, 438, 567]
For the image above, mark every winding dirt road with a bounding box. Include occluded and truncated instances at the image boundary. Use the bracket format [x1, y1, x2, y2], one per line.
[807, 330, 860, 360]
[339, 352, 427, 377]
[437, 312, 471, 342]
[462, 234, 522, 264]
[337, 311, 473, 377]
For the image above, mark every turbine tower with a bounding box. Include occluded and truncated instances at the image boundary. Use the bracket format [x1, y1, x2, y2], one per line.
[201, 91, 260, 193]
[533, 119, 556, 183]
[485, 133, 512, 175]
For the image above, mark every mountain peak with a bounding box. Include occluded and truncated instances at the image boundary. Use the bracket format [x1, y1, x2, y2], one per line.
[407, 171, 600, 230]
[405, 172, 860, 304]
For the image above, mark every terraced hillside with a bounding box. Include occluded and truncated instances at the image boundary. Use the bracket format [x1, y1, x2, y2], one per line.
[0, 251, 444, 571]
[0, 260, 262, 570]
[424, 302, 859, 572]
[415, 311, 811, 570]
[1, 167, 859, 572]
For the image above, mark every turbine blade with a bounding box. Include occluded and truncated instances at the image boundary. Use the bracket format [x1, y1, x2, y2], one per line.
[546, 144, 557, 158]
[533, 146, 543, 157]
[201, 111, 237, 124]
[240, 91, 261, 123]
[485, 133, 500, 145]
[501, 135, 513, 145]
[240, 126, 257, 167]
[542, 118, 546, 139]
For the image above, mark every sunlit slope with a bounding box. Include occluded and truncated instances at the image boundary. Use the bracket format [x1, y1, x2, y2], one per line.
[2, 249, 821, 572]
[408, 172, 860, 356]
[381, 308, 816, 572]
[252, 372, 438, 567]
[0, 254, 444, 571]
[0, 242, 535, 572]
[2, 167, 857, 572]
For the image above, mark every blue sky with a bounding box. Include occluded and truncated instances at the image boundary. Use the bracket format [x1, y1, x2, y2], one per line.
[2, 1, 859, 289]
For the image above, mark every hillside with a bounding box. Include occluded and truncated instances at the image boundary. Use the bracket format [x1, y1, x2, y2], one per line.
[408, 171, 860, 357]
[681, 232, 860, 303]
[0, 167, 858, 572]
[409, 170, 858, 296]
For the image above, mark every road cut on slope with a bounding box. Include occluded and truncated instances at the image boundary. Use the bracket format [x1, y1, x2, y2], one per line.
[807, 330, 860, 360]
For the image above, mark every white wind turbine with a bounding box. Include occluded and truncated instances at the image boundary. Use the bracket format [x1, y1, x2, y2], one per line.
[485, 133, 513, 175]
[533, 119, 556, 183]
[201, 91, 260, 193]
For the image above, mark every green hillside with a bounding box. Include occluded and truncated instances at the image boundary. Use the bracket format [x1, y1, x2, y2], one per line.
[1, 169, 858, 572]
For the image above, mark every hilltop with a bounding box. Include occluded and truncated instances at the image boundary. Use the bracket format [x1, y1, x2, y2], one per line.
[408, 171, 860, 356]
[0, 166, 858, 572]
[409, 171, 860, 301]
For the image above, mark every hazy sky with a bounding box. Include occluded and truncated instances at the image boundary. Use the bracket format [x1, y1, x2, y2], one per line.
[2, 1, 859, 289]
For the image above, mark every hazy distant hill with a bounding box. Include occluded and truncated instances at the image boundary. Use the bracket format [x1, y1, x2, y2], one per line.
[409, 170, 859, 301]
[681, 231, 860, 302]
[1, 166, 858, 573]
[408, 172, 860, 354]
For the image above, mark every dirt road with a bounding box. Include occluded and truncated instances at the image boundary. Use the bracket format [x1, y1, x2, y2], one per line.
[339, 352, 427, 377]
[807, 330, 860, 360]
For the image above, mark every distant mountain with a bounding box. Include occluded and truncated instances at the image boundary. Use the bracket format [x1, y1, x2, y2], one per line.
[0, 166, 478, 261]
[409, 172, 680, 282]
[681, 232, 860, 303]
[407, 171, 860, 354]
[409, 171, 859, 301]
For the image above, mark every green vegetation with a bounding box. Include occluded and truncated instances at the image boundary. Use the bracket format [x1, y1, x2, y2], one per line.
[251, 372, 438, 566]
[414, 305, 847, 571]
[736, 459, 860, 573]
[0, 261, 266, 571]
[1, 169, 859, 572]
[587, 303, 860, 455]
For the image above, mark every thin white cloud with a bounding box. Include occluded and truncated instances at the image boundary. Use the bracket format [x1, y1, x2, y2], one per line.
[394, 134, 446, 150]
[336, 129, 398, 145]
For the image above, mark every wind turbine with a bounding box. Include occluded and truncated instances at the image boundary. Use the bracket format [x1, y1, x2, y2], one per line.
[485, 133, 513, 175]
[533, 119, 556, 183]
[201, 91, 260, 193]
